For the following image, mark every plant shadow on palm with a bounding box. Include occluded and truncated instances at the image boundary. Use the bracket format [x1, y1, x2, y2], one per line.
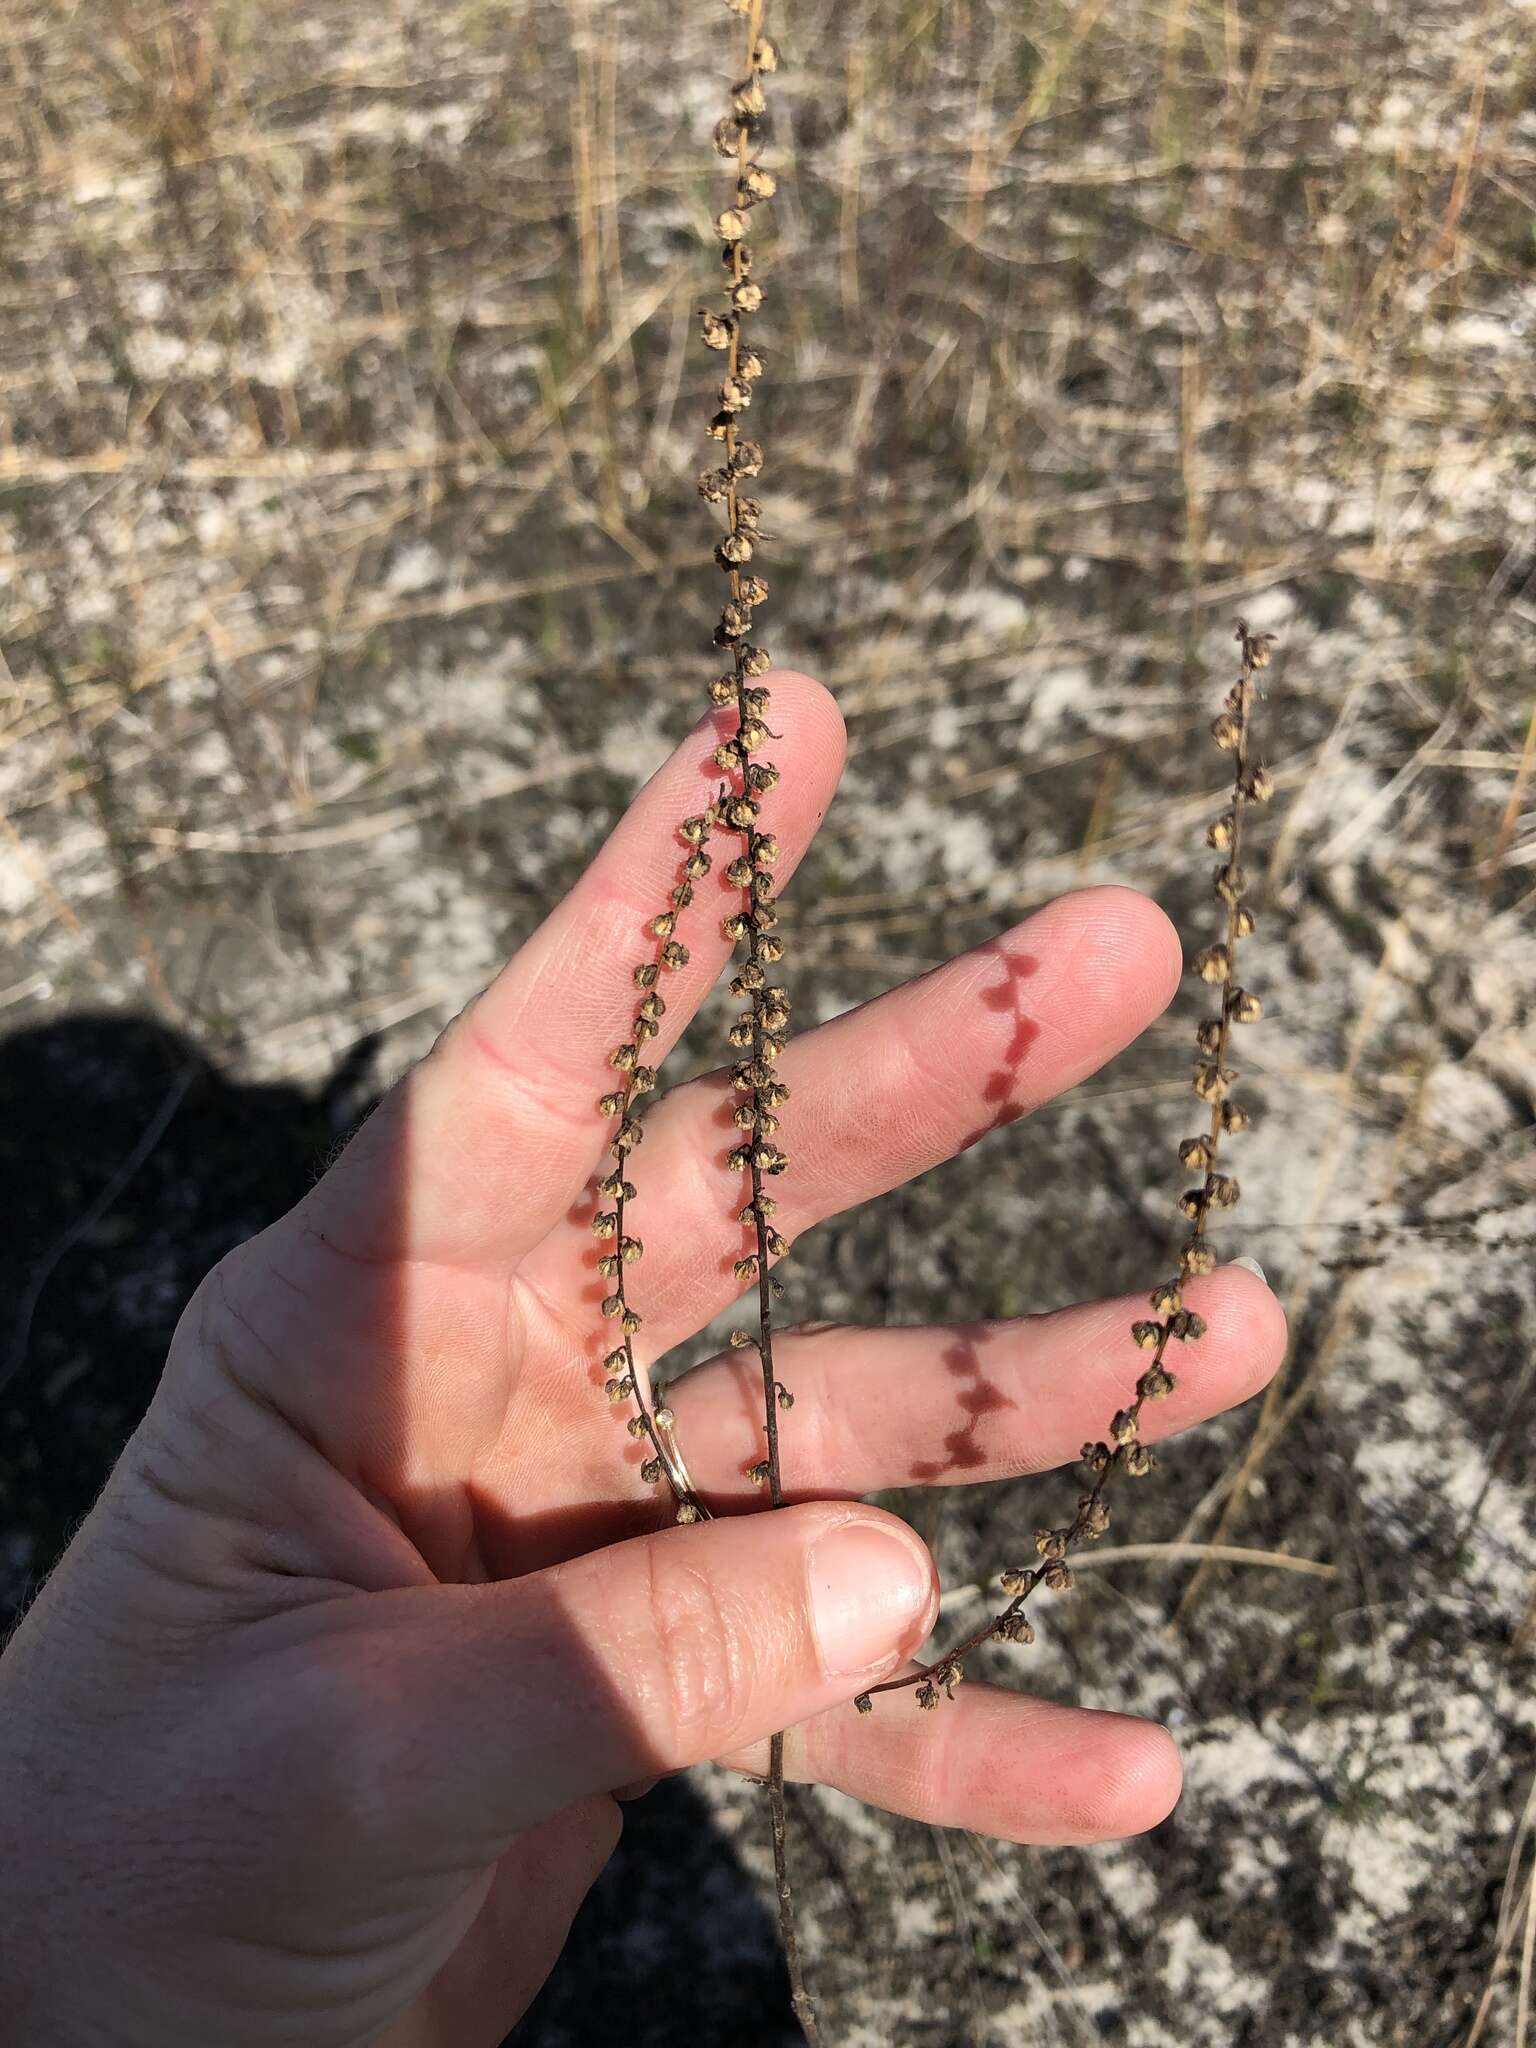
[0, 1009, 795, 2043]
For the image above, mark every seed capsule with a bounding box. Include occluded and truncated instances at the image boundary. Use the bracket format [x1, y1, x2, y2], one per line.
[1193, 944, 1232, 983]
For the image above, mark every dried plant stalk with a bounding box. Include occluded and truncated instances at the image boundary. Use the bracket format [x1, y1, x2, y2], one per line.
[698, 4, 819, 2040]
[592, 828, 720, 1518]
[859, 619, 1278, 1712]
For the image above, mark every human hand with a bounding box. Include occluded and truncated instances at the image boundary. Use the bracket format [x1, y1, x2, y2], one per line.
[0, 674, 1284, 2046]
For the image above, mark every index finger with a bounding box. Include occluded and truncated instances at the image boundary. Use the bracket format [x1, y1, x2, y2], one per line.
[301, 672, 846, 1268]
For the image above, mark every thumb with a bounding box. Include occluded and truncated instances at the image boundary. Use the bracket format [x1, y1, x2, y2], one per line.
[341, 1503, 936, 1855]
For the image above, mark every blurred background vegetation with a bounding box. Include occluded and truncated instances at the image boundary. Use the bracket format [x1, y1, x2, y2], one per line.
[2, 1, 1535, 2041]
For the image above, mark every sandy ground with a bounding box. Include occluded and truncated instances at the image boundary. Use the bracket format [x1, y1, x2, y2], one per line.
[2, 0, 1535, 2040]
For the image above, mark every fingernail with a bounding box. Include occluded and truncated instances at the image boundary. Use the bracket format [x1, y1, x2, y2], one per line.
[1231, 1255, 1268, 1285]
[807, 1517, 935, 1679]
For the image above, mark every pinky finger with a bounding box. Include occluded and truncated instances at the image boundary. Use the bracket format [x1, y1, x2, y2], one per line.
[722, 1683, 1182, 1847]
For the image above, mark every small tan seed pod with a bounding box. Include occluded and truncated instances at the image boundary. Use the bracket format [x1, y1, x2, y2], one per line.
[718, 532, 754, 565]
[1242, 767, 1275, 802]
[1139, 1364, 1175, 1400]
[1194, 943, 1232, 983]
[1208, 1174, 1240, 1207]
[661, 939, 690, 969]
[1178, 1136, 1213, 1169]
[714, 115, 747, 156]
[748, 1460, 771, 1486]
[730, 439, 765, 476]
[994, 1614, 1035, 1645]
[731, 76, 766, 116]
[676, 1502, 702, 1524]
[1000, 1569, 1032, 1596]
[734, 1255, 759, 1284]
[1150, 1281, 1183, 1314]
[1207, 814, 1234, 851]
[1220, 1100, 1250, 1133]
[718, 374, 753, 412]
[1043, 1562, 1074, 1593]
[1131, 1320, 1162, 1350]
[1233, 904, 1258, 939]
[597, 1091, 623, 1117]
[739, 163, 777, 201]
[753, 36, 780, 71]
[1124, 1443, 1154, 1476]
[732, 278, 765, 314]
[1211, 712, 1243, 751]
[1179, 1239, 1218, 1276]
[716, 207, 748, 243]
[1231, 988, 1263, 1023]
[1110, 1409, 1138, 1446]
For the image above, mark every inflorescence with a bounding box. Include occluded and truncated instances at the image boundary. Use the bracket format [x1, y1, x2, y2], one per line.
[856, 618, 1277, 1713]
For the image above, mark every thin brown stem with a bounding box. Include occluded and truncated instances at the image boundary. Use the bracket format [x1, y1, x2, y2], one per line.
[860, 619, 1277, 1711]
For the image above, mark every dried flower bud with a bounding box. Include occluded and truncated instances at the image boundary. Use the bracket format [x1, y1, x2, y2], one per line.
[1220, 1100, 1250, 1133]
[1131, 1319, 1162, 1351]
[1138, 1365, 1174, 1400]
[1193, 1064, 1233, 1102]
[1000, 1569, 1033, 1596]
[1150, 1282, 1182, 1314]
[1207, 815, 1234, 851]
[1231, 989, 1263, 1024]
[714, 115, 749, 156]
[1233, 904, 1257, 938]
[718, 374, 753, 412]
[1242, 767, 1275, 802]
[676, 1502, 702, 1524]
[716, 207, 748, 243]
[606, 1376, 634, 1404]
[1179, 1239, 1218, 1276]
[732, 279, 764, 313]
[1034, 1527, 1069, 1561]
[593, 1211, 618, 1238]
[1208, 1174, 1240, 1207]
[748, 1460, 771, 1486]
[1196, 1019, 1223, 1056]
[627, 1414, 648, 1439]
[916, 1680, 940, 1711]
[699, 309, 735, 351]
[734, 1255, 759, 1283]
[603, 1347, 628, 1374]
[661, 939, 690, 969]
[1110, 1409, 1138, 1446]
[994, 1614, 1035, 1644]
[597, 1091, 623, 1117]
[641, 1457, 663, 1484]
[1043, 1562, 1074, 1593]
[1194, 944, 1232, 983]
[739, 162, 777, 201]
[1178, 1136, 1212, 1170]
[731, 76, 766, 117]
[753, 36, 780, 71]
[854, 1692, 873, 1714]
[1211, 712, 1243, 751]
[1124, 1443, 1154, 1476]
[776, 1383, 794, 1410]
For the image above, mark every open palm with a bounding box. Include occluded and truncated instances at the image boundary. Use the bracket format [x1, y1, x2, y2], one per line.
[0, 674, 1283, 2048]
